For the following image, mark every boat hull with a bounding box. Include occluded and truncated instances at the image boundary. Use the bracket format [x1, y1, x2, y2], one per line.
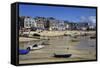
[54, 54, 72, 58]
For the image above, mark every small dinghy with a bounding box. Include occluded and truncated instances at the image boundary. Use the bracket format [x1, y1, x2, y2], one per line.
[27, 44, 44, 50]
[53, 53, 72, 58]
[90, 36, 96, 39]
[19, 49, 29, 55]
[33, 33, 40, 36]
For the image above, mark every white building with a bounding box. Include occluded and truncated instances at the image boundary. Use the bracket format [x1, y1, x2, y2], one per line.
[58, 20, 65, 31]
[24, 17, 37, 28]
[49, 19, 59, 30]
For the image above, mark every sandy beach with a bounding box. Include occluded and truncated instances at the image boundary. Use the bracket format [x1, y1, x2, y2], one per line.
[19, 30, 96, 42]
[19, 31, 96, 64]
[19, 37, 40, 42]
[32, 30, 96, 36]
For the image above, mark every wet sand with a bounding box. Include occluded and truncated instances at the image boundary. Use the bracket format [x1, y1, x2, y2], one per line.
[19, 35, 96, 64]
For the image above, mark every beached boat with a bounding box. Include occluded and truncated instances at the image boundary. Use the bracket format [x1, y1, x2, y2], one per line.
[27, 44, 44, 50]
[90, 36, 96, 39]
[53, 53, 72, 58]
[70, 39, 79, 42]
[33, 33, 40, 36]
[19, 49, 29, 55]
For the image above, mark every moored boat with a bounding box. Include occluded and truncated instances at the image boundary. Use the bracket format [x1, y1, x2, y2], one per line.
[27, 44, 44, 50]
[19, 49, 29, 55]
[53, 53, 72, 58]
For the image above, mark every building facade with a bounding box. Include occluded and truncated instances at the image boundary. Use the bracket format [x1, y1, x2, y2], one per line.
[48, 18, 59, 30]
[19, 16, 91, 31]
[34, 17, 46, 30]
[24, 17, 37, 28]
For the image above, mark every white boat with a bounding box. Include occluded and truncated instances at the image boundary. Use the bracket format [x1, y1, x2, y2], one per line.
[27, 44, 44, 50]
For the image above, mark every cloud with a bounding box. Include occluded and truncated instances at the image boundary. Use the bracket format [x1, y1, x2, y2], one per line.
[89, 16, 96, 24]
[80, 16, 87, 22]
[80, 16, 96, 23]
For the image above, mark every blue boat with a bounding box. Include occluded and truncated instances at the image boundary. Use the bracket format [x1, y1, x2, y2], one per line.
[19, 49, 29, 55]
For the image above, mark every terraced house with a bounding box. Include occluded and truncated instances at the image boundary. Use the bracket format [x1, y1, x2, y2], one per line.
[19, 16, 93, 31]
[24, 17, 37, 28]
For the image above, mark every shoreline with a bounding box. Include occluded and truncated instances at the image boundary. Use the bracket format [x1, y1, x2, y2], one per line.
[19, 30, 96, 42]
[19, 37, 40, 42]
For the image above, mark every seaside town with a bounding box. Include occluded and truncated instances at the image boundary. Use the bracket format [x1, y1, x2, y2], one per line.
[19, 16, 96, 37]
[19, 16, 96, 64]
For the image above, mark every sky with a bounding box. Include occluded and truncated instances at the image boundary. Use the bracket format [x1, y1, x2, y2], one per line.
[19, 4, 96, 23]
